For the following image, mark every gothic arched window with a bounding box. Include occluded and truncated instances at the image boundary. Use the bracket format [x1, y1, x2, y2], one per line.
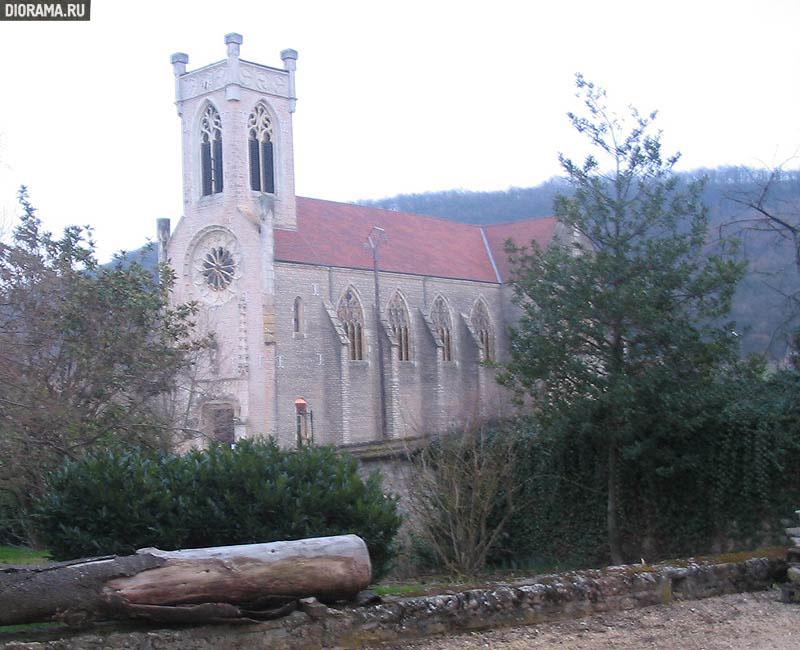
[200, 104, 223, 196]
[471, 300, 494, 361]
[431, 297, 453, 362]
[337, 289, 364, 361]
[387, 293, 411, 362]
[293, 296, 303, 334]
[248, 103, 275, 194]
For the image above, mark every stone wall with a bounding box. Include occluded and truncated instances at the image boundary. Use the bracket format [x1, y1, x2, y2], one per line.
[780, 508, 800, 602]
[273, 262, 511, 448]
[1, 555, 785, 650]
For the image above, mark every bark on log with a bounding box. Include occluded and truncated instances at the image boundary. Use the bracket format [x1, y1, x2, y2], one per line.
[0, 534, 371, 626]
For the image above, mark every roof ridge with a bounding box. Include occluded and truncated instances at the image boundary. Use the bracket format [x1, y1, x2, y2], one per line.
[297, 195, 506, 229]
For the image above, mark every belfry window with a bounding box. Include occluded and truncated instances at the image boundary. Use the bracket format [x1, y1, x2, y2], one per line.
[337, 289, 364, 361]
[248, 103, 275, 193]
[200, 104, 223, 196]
[431, 297, 453, 362]
[471, 301, 494, 361]
[387, 293, 411, 362]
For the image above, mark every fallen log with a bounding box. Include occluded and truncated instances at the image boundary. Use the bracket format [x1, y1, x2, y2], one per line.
[0, 534, 371, 626]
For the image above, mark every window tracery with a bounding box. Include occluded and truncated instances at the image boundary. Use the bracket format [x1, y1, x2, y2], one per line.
[471, 300, 494, 361]
[248, 103, 275, 193]
[200, 104, 223, 196]
[387, 293, 411, 362]
[337, 289, 364, 361]
[431, 297, 453, 362]
[202, 246, 235, 290]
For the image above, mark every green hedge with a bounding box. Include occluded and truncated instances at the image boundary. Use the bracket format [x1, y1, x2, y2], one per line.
[34, 439, 401, 578]
[489, 369, 800, 569]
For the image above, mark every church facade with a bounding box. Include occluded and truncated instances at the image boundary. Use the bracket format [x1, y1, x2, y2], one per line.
[159, 35, 560, 450]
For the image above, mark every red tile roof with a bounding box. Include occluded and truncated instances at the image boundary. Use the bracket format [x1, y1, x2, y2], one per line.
[273, 197, 556, 283]
[483, 219, 559, 282]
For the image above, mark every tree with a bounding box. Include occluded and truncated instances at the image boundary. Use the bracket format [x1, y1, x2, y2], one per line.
[0, 187, 203, 520]
[718, 163, 800, 359]
[499, 76, 746, 564]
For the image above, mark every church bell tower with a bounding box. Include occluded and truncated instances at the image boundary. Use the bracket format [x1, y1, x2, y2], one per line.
[159, 34, 298, 443]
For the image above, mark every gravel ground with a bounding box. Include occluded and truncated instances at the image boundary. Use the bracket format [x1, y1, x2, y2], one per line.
[367, 591, 799, 650]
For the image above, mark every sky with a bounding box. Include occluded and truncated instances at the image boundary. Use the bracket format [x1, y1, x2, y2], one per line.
[0, 0, 798, 261]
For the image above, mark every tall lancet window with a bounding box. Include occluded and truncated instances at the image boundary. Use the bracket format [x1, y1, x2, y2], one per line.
[431, 297, 453, 362]
[248, 103, 275, 194]
[337, 289, 364, 361]
[293, 296, 303, 334]
[387, 293, 411, 362]
[471, 300, 494, 361]
[200, 104, 223, 196]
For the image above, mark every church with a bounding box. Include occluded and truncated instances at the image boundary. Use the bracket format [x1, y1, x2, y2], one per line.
[158, 34, 561, 451]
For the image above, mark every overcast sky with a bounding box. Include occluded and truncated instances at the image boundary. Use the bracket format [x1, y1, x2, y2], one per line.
[0, 0, 798, 260]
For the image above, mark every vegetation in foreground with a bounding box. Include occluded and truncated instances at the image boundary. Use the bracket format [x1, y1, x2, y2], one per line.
[33, 438, 401, 579]
[499, 74, 747, 564]
[407, 77, 800, 575]
[0, 188, 206, 536]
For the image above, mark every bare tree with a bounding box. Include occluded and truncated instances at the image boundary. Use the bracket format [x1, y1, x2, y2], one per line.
[404, 420, 528, 576]
[719, 163, 800, 359]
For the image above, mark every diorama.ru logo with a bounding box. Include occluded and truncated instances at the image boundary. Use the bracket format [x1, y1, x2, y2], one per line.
[1, 1, 90, 20]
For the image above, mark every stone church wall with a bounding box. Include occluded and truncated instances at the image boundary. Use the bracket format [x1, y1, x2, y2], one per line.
[273, 261, 511, 447]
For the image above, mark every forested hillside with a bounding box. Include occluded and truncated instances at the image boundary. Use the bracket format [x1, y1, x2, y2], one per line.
[359, 166, 800, 360]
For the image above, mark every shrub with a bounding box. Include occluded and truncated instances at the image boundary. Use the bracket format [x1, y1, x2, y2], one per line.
[490, 367, 800, 568]
[33, 449, 187, 560]
[34, 439, 401, 578]
[404, 419, 533, 575]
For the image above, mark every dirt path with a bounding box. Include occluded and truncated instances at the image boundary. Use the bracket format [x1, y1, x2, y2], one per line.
[368, 591, 799, 649]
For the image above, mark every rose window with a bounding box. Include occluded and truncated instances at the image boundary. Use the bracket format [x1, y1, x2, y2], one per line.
[202, 247, 235, 290]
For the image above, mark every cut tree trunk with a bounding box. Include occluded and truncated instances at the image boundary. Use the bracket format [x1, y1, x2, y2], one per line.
[0, 534, 371, 626]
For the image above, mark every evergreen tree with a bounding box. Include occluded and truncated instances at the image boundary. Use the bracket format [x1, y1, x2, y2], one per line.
[499, 76, 746, 564]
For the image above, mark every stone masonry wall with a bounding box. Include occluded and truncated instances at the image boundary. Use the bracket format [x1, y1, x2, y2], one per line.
[0, 555, 785, 650]
[273, 262, 511, 448]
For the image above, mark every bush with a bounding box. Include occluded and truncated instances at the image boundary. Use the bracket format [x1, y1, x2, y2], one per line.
[490, 367, 800, 568]
[34, 439, 401, 578]
[33, 449, 192, 560]
[405, 419, 533, 575]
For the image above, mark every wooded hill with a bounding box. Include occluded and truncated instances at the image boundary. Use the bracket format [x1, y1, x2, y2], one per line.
[359, 166, 800, 360]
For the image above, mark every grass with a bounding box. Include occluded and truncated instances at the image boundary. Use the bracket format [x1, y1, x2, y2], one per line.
[374, 583, 429, 597]
[0, 545, 50, 565]
[374, 547, 790, 598]
[0, 622, 63, 636]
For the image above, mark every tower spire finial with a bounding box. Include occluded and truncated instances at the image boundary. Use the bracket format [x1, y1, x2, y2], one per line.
[280, 49, 298, 113]
[225, 33, 243, 59]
